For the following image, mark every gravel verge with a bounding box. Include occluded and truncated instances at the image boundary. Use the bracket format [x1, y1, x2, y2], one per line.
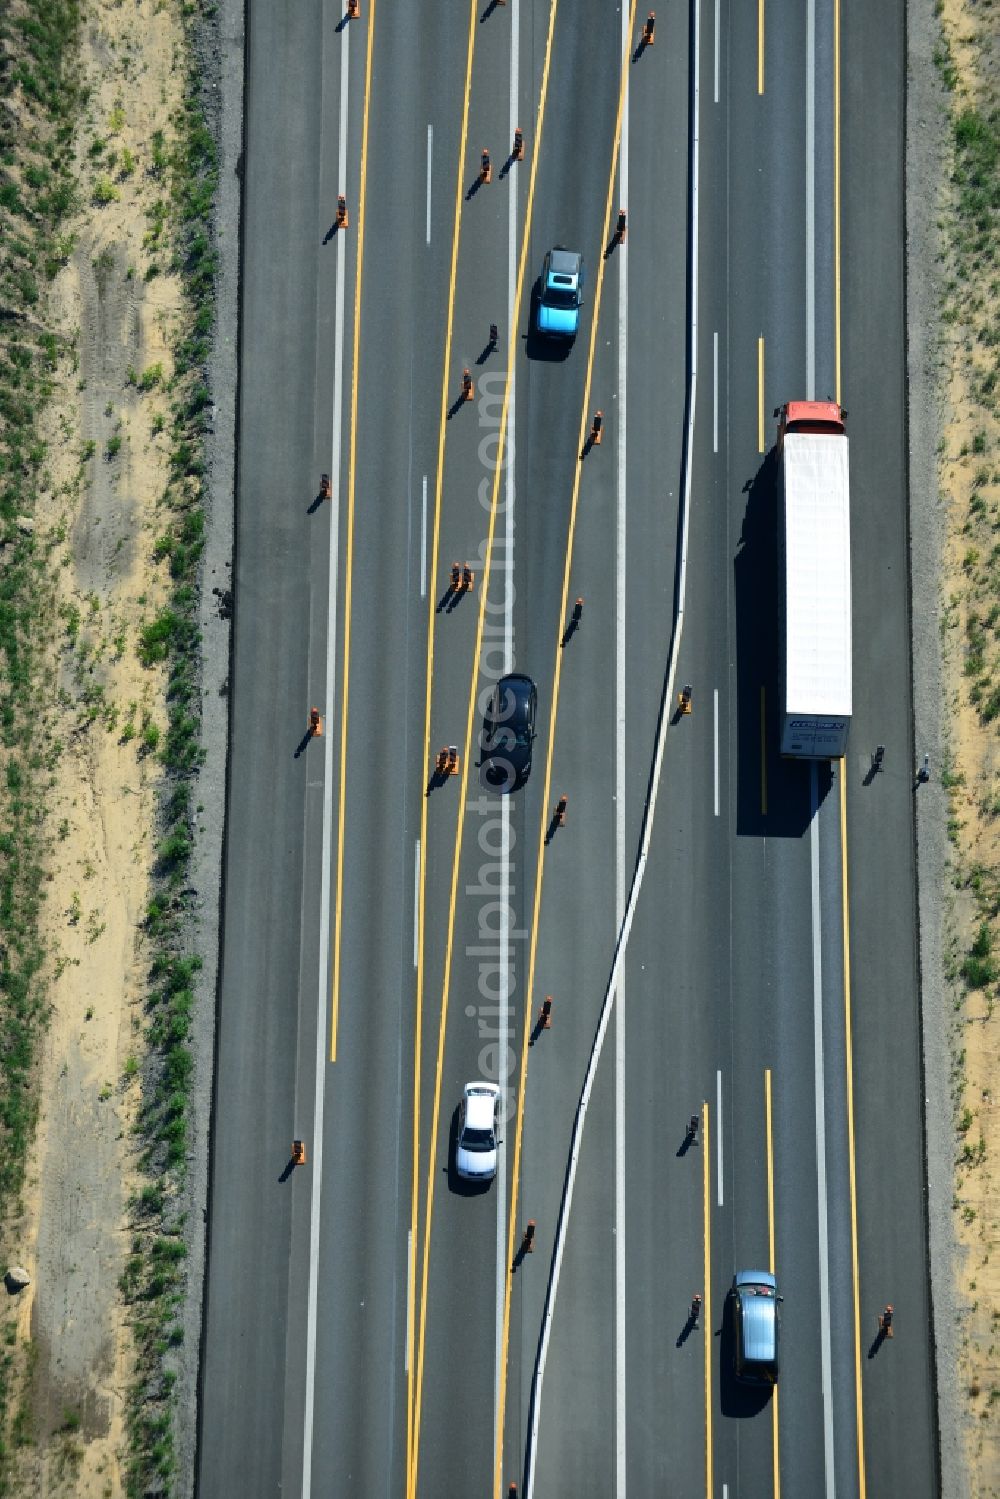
[906, 3, 965, 1495]
[172, 2, 244, 1493]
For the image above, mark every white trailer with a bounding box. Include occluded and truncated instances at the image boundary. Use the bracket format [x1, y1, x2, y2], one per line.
[776, 401, 852, 760]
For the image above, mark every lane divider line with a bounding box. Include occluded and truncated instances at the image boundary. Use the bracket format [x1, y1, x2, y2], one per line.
[426, 123, 433, 247]
[704, 1104, 713, 1498]
[615, 5, 631, 1486]
[715, 1069, 724, 1206]
[757, 334, 765, 452]
[303, 15, 356, 1495]
[330, 0, 377, 1064]
[765, 1069, 780, 1496]
[757, 0, 765, 94]
[760, 684, 767, 815]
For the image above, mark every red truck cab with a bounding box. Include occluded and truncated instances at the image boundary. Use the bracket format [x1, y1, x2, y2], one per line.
[775, 400, 846, 443]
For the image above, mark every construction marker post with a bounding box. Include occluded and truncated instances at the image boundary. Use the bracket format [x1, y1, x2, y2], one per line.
[336, 194, 349, 229]
[554, 795, 568, 826]
[462, 368, 474, 402]
[512, 126, 524, 161]
[615, 208, 627, 244]
[538, 996, 553, 1029]
[446, 746, 459, 775]
[346, 0, 359, 15]
[450, 562, 461, 590]
[521, 1220, 535, 1253]
[590, 411, 603, 446]
[462, 565, 474, 592]
[480, 148, 492, 184]
[489, 321, 499, 347]
[320, 472, 332, 499]
[643, 11, 655, 44]
[572, 597, 583, 625]
[678, 684, 693, 714]
[435, 748, 449, 776]
[309, 707, 323, 737]
[292, 1139, 307, 1166]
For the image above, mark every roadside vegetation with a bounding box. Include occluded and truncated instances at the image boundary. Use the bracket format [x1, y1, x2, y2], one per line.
[0, 0, 218, 1493]
[933, 0, 1000, 1477]
[0, 0, 83, 1481]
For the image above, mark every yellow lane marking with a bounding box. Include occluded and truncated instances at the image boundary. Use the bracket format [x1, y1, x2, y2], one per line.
[766, 1069, 780, 1496]
[407, 0, 480, 1482]
[760, 685, 767, 815]
[758, 0, 765, 94]
[493, 4, 639, 1493]
[703, 1105, 713, 1498]
[757, 335, 765, 452]
[331, 0, 377, 1063]
[834, 0, 842, 405]
[841, 771, 867, 1496]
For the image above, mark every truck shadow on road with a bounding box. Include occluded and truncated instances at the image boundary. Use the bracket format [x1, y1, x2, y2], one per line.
[733, 451, 832, 838]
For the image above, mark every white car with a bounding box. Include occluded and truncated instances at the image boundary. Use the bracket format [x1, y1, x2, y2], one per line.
[455, 1082, 501, 1181]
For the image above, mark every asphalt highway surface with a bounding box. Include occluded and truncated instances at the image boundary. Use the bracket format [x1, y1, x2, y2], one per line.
[197, 1, 939, 1496]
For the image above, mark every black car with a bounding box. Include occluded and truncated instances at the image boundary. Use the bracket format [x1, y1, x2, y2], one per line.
[481, 674, 537, 792]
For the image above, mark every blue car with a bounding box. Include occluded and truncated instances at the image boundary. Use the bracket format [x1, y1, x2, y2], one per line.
[731, 1270, 782, 1385]
[535, 248, 584, 339]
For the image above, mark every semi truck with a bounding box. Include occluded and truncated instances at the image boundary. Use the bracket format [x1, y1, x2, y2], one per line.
[775, 400, 852, 759]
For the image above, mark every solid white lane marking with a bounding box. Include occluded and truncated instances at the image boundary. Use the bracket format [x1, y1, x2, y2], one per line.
[805, 0, 815, 395]
[810, 765, 836, 1492]
[413, 840, 420, 968]
[420, 474, 428, 598]
[715, 1069, 724, 1206]
[713, 687, 720, 816]
[303, 25, 352, 1499]
[714, 0, 720, 103]
[616, 13, 629, 1493]
[713, 330, 719, 454]
[426, 125, 433, 246]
